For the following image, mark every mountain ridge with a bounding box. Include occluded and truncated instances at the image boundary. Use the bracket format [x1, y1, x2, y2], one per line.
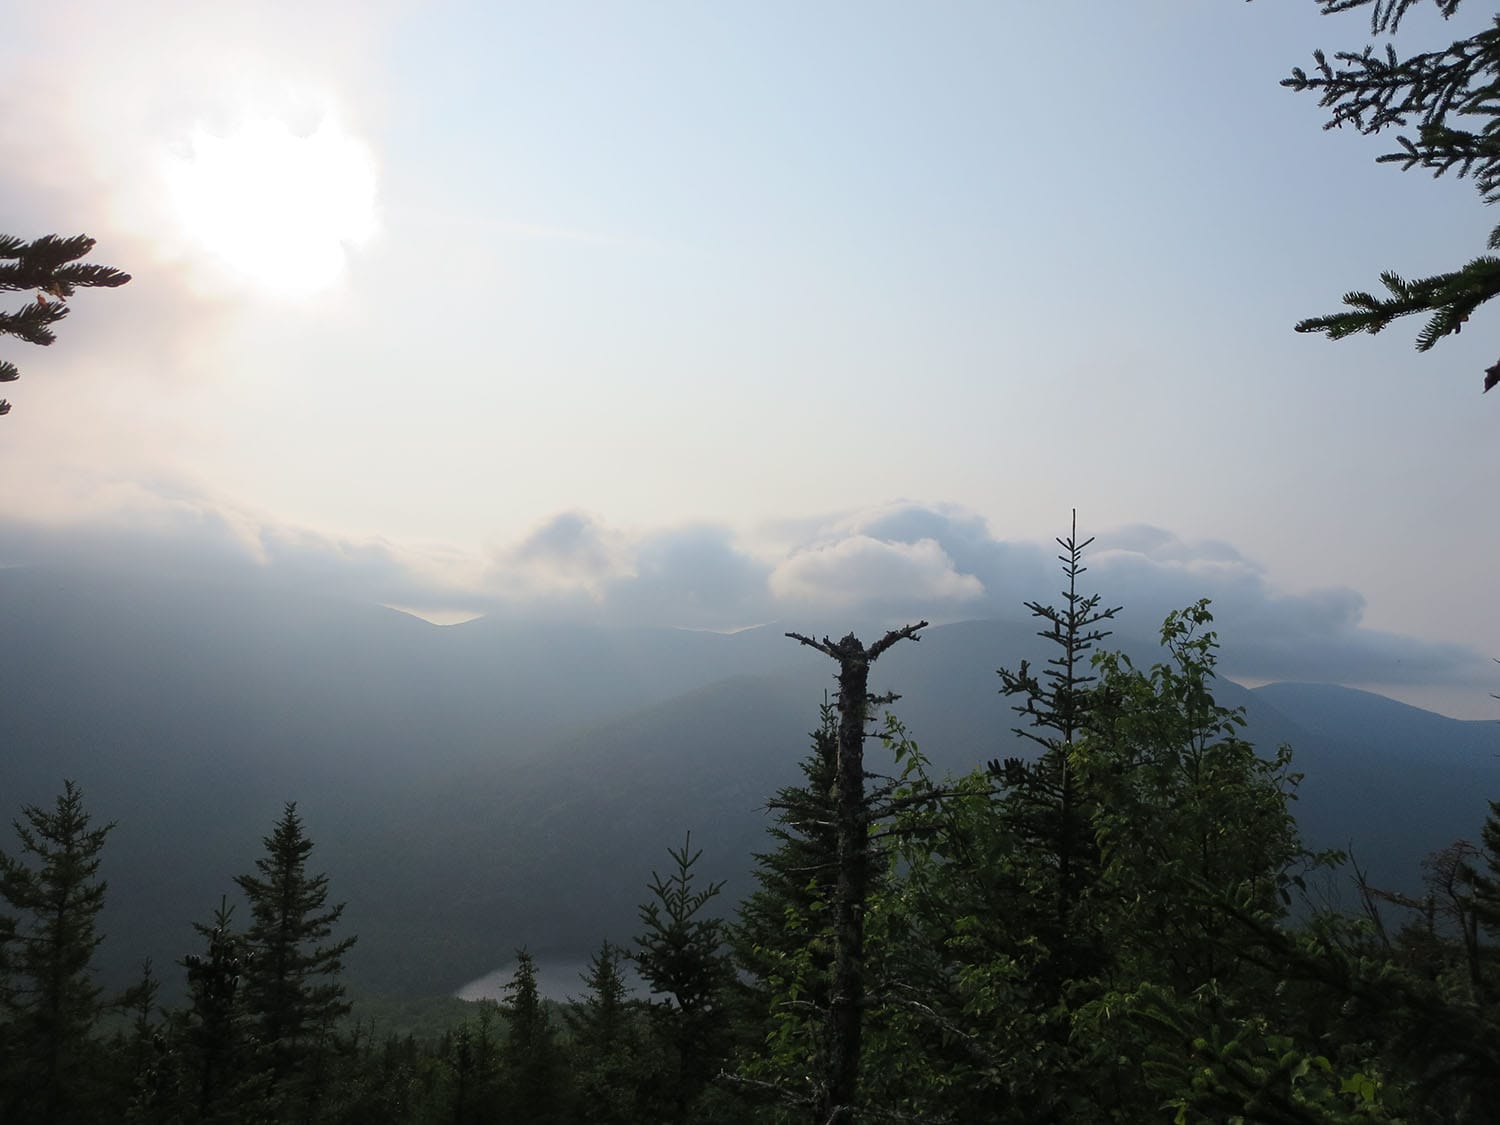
[2, 566, 1496, 995]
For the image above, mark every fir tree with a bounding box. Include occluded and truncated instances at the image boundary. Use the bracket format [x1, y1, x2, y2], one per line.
[1277, 0, 1500, 392]
[731, 704, 839, 1053]
[178, 898, 260, 1122]
[117, 959, 167, 1124]
[1459, 798, 1500, 993]
[633, 834, 736, 1123]
[0, 233, 130, 415]
[441, 1000, 504, 1125]
[990, 511, 1119, 989]
[0, 780, 114, 1124]
[234, 803, 355, 1108]
[500, 949, 561, 1123]
[565, 941, 647, 1125]
[565, 941, 631, 1060]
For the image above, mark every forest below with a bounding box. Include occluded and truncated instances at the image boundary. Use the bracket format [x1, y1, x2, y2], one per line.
[3, 535, 1499, 1124]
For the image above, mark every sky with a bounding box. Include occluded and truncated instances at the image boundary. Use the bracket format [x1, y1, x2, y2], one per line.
[2, 1, 1497, 717]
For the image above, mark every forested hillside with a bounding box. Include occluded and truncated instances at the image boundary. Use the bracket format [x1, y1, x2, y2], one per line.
[3, 542, 1499, 1122]
[2, 564, 1495, 999]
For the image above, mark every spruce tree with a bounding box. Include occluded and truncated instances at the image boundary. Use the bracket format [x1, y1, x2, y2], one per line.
[0, 233, 130, 415]
[500, 949, 561, 1123]
[633, 834, 736, 1123]
[442, 1000, 504, 1125]
[565, 941, 646, 1125]
[234, 803, 355, 1106]
[117, 959, 163, 1121]
[1459, 799, 1500, 993]
[1277, 0, 1500, 392]
[0, 780, 114, 1124]
[991, 511, 1118, 989]
[732, 704, 839, 1046]
[178, 898, 260, 1122]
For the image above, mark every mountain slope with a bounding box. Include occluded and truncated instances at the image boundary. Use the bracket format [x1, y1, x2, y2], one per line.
[2, 566, 1496, 995]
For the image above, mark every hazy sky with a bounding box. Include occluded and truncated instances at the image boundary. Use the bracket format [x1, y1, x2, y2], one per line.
[2, 1, 1497, 716]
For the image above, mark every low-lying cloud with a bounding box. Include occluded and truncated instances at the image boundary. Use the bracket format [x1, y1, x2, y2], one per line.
[771, 536, 983, 611]
[0, 492, 1488, 704]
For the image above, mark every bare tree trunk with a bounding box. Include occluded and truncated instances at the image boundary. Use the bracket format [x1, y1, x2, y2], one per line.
[787, 623, 925, 1125]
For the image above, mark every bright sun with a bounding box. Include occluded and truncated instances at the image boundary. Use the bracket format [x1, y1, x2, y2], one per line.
[164, 114, 378, 299]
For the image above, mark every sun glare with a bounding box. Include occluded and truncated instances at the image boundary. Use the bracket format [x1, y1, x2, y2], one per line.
[164, 114, 378, 298]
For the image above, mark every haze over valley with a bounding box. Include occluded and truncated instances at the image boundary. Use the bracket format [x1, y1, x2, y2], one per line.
[3, 559, 1494, 997]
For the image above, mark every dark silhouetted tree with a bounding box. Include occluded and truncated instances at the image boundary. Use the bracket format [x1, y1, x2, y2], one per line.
[1278, 0, 1500, 392]
[731, 704, 840, 1079]
[633, 834, 736, 1123]
[501, 949, 561, 1123]
[0, 233, 130, 415]
[178, 898, 261, 1122]
[0, 780, 113, 1124]
[785, 623, 926, 1125]
[1461, 799, 1500, 990]
[565, 941, 649, 1125]
[990, 512, 1118, 991]
[235, 803, 355, 1113]
[441, 1000, 504, 1125]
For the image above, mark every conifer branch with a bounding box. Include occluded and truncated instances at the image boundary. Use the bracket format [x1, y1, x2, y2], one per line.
[0, 232, 130, 416]
[1279, 2, 1500, 394]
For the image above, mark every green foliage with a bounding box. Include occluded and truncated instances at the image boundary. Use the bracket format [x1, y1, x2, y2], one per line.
[0, 233, 130, 414]
[865, 561, 1321, 1121]
[1085, 602, 1309, 984]
[1278, 1, 1500, 391]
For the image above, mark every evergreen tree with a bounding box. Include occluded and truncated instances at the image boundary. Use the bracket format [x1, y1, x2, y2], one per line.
[500, 949, 561, 1123]
[0, 233, 130, 415]
[1277, 0, 1500, 392]
[440, 1000, 504, 1125]
[117, 959, 168, 1124]
[1459, 798, 1500, 991]
[862, 583, 1316, 1120]
[565, 941, 649, 1125]
[177, 898, 261, 1122]
[633, 834, 736, 1123]
[731, 705, 840, 1082]
[990, 512, 1118, 995]
[784, 624, 926, 1125]
[0, 780, 114, 1124]
[235, 803, 355, 1113]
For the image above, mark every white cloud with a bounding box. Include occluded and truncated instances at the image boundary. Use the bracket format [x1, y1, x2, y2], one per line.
[770, 536, 984, 610]
[499, 511, 629, 597]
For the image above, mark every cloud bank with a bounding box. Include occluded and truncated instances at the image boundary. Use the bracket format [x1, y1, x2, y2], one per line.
[0, 492, 1487, 709]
